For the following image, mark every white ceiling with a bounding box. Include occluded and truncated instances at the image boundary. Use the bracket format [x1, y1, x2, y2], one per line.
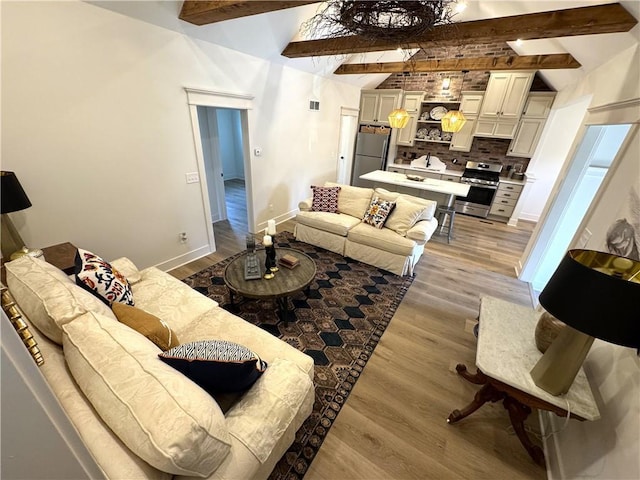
[90, 0, 640, 91]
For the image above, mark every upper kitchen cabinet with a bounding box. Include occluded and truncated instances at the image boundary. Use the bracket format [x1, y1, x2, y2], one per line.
[508, 92, 556, 158]
[449, 92, 484, 152]
[359, 89, 403, 126]
[396, 91, 424, 146]
[475, 71, 534, 139]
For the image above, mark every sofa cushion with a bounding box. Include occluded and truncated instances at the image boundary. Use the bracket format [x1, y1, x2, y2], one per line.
[374, 187, 400, 202]
[347, 222, 417, 256]
[159, 340, 267, 393]
[310, 185, 340, 213]
[75, 249, 134, 306]
[112, 303, 180, 351]
[362, 196, 395, 229]
[110, 257, 142, 284]
[63, 312, 232, 477]
[296, 211, 361, 237]
[132, 267, 218, 333]
[5, 255, 116, 344]
[325, 182, 373, 218]
[384, 196, 437, 236]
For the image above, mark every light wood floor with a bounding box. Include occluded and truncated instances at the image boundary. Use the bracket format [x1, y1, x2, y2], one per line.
[170, 193, 546, 479]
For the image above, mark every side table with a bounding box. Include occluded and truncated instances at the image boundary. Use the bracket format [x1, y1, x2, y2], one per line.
[447, 296, 600, 466]
[1, 242, 77, 284]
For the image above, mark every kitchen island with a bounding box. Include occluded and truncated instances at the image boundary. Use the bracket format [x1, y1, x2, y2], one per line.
[360, 170, 470, 207]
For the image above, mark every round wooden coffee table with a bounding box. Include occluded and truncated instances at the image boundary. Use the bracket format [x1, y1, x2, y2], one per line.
[223, 247, 317, 326]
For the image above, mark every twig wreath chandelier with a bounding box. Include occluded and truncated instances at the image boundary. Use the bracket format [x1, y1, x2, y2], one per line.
[302, 1, 455, 43]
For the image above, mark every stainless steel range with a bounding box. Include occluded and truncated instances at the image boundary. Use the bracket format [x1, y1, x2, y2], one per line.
[455, 161, 503, 218]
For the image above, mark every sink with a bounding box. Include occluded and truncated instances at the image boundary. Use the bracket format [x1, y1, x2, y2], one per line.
[411, 166, 445, 172]
[410, 155, 446, 173]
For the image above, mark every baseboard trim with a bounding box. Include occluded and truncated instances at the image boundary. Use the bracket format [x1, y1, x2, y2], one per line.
[154, 245, 212, 272]
[257, 209, 298, 233]
[518, 212, 540, 223]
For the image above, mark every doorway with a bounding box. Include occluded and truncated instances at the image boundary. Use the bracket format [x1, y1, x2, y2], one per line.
[519, 124, 632, 293]
[197, 106, 248, 234]
[336, 107, 359, 184]
[185, 88, 255, 255]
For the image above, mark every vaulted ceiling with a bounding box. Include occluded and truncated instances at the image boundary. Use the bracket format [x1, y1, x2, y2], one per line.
[91, 1, 640, 91]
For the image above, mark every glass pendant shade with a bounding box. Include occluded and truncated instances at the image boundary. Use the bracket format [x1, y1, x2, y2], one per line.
[441, 110, 466, 133]
[388, 108, 410, 128]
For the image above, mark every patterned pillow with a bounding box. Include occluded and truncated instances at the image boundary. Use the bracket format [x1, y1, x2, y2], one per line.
[362, 196, 396, 229]
[311, 185, 341, 213]
[75, 248, 134, 306]
[159, 340, 268, 393]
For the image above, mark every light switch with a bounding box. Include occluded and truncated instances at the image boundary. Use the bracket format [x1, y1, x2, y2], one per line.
[185, 172, 199, 184]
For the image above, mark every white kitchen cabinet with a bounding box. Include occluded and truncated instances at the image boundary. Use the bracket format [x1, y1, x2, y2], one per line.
[507, 92, 556, 158]
[359, 89, 402, 125]
[489, 182, 524, 219]
[396, 91, 424, 146]
[475, 71, 534, 139]
[449, 92, 484, 152]
[440, 174, 461, 182]
[387, 166, 406, 174]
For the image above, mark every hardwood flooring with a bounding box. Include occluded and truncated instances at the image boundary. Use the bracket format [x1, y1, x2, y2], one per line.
[170, 197, 545, 479]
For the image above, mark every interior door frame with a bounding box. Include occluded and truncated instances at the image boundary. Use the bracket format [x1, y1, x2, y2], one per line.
[185, 88, 255, 254]
[336, 106, 359, 184]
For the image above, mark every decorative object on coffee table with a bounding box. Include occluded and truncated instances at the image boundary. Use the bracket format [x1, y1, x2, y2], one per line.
[267, 220, 279, 273]
[243, 235, 261, 280]
[262, 233, 275, 279]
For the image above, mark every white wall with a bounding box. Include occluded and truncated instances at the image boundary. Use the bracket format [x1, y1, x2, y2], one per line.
[532, 44, 640, 480]
[1, 1, 359, 269]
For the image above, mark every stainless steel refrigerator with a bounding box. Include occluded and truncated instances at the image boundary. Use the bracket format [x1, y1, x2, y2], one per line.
[350, 131, 390, 187]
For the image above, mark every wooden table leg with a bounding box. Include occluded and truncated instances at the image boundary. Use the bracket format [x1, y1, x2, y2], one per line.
[276, 296, 292, 327]
[503, 396, 546, 467]
[447, 383, 505, 424]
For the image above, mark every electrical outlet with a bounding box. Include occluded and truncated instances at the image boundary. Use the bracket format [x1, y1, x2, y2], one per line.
[185, 172, 199, 184]
[254, 148, 262, 157]
[179, 232, 187, 243]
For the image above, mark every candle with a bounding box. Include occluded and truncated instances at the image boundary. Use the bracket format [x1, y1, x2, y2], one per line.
[263, 235, 272, 246]
[267, 219, 276, 235]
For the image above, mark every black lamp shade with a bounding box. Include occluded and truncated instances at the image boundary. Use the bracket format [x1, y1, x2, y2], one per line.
[1, 171, 32, 214]
[539, 250, 640, 349]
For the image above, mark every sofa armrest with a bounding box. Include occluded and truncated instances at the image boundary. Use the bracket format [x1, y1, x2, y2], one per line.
[298, 197, 313, 212]
[406, 218, 438, 244]
[225, 358, 314, 463]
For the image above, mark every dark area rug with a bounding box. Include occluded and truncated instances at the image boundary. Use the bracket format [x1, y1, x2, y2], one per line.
[182, 232, 414, 479]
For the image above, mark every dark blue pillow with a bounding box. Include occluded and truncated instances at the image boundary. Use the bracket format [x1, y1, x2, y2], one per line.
[158, 340, 267, 393]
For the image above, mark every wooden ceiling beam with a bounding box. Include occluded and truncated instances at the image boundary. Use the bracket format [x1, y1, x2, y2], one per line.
[282, 3, 637, 58]
[180, 1, 320, 26]
[334, 54, 582, 75]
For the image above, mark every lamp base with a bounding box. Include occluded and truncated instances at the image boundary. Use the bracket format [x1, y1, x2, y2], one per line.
[530, 325, 594, 396]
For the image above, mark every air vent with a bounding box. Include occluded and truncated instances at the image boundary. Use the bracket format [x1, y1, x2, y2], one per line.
[309, 100, 320, 111]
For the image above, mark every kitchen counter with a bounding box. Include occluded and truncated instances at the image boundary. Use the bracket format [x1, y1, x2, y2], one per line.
[388, 163, 527, 186]
[359, 170, 470, 207]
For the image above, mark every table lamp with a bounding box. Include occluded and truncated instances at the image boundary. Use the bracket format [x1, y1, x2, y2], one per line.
[530, 249, 640, 395]
[1, 171, 33, 260]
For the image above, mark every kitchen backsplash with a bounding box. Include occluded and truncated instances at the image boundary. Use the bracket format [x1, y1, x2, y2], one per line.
[395, 137, 530, 176]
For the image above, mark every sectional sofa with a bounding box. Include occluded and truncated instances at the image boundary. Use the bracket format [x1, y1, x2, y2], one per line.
[5, 254, 314, 480]
[295, 182, 439, 276]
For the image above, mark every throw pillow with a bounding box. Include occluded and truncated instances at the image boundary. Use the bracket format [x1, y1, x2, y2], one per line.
[75, 248, 134, 306]
[384, 196, 430, 236]
[159, 340, 268, 393]
[362, 196, 396, 229]
[311, 185, 340, 212]
[112, 303, 179, 351]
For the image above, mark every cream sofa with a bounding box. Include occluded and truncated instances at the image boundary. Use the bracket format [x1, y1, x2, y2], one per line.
[294, 182, 438, 276]
[5, 255, 314, 480]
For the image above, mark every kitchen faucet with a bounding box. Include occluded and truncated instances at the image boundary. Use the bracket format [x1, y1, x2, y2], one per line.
[426, 153, 431, 168]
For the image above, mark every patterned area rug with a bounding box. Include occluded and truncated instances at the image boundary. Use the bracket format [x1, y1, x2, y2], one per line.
[183, 232, 414, 479]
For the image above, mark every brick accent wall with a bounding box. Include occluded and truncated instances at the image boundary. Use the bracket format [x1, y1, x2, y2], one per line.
[395, 138, 528, 177]
[377, 42, 553, 174]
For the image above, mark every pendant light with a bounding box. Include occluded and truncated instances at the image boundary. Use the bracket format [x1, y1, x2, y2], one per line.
[388, 71, 410, 128]
[388, 108, 410, 128]
[441, 70, 468, 133]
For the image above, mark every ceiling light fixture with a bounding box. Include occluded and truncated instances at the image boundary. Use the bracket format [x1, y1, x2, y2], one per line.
[302, 1, 456, 44]
[388, 71, 410, 128]
[441, 70, 468, 133]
